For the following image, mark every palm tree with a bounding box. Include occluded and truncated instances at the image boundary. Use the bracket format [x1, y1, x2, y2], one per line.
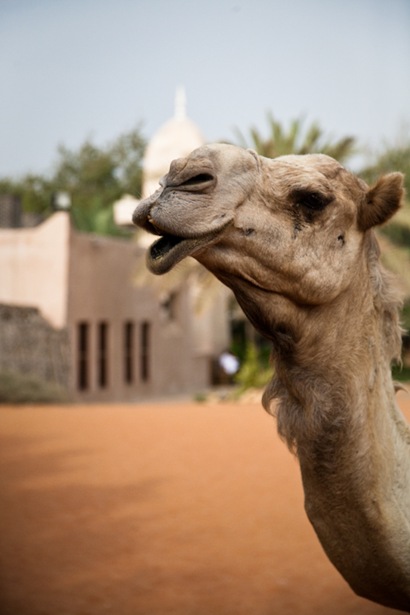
[235, 113, 356, 163]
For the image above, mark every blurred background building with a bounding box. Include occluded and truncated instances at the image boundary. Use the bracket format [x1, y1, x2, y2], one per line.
[0, 92, 231, 402]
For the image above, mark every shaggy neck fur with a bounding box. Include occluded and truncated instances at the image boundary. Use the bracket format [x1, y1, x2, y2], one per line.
[243, 233, 410, 611]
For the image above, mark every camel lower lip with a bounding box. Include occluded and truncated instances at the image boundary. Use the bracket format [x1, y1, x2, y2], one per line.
[147, 231, 218, 275]
[150, 235, 184, 261]
[147, 235, 198, 274]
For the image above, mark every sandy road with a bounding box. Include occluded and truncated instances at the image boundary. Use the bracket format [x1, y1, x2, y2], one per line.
[1, 392, 409, 615]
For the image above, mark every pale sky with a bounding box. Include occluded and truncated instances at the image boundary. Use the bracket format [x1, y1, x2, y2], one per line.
[1, 0, 409, 178]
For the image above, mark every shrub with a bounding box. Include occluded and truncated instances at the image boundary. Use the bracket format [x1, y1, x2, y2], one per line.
[234, 343, 272, 392]
[0, 371, 69, 404]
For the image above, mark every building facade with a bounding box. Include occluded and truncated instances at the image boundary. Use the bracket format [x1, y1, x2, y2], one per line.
[0, 210, 228, 401]
[0, 93, 231, 401]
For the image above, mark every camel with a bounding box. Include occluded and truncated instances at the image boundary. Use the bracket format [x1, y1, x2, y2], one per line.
[132, 143, 410, 611]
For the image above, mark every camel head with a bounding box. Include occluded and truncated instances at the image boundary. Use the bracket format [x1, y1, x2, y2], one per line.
[132, 144, 403, 334]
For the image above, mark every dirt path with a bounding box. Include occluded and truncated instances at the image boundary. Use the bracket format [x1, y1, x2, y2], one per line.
[1, 392, 409, 615]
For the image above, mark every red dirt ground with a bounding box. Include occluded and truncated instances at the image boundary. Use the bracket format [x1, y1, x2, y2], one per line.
[1, 392, 409, 615]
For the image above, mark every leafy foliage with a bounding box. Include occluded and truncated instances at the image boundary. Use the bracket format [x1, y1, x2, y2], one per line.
[0, 371, 69, 404]
[0, 175, 54, 216]
[402, 303, 410, 331]
[234, 343, 272, 392]
[380, 221, 410, 250]
[52, 126, 145, 234]
[392, 364, 410, 382]
[235, 113, 356, 163]
[0, 125, 146, 235]
[361, 143, 410, 196]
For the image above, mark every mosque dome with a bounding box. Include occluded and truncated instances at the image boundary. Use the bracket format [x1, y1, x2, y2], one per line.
[142, 88, 205, 198]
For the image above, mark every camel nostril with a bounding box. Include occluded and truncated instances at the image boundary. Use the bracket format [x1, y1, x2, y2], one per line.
[180, 173, 214, 187]
[146, 214, 163, 236]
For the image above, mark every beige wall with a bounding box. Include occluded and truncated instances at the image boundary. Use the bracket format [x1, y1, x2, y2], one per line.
[0, 212, 228, 401]
[0, 213, 69, 327]
[190, 282, 231, 356]
[67, 230, 211, 401]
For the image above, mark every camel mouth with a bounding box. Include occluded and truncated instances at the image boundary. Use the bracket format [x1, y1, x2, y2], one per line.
[147, 231, 219, 275]
[149, 233, 186, 271]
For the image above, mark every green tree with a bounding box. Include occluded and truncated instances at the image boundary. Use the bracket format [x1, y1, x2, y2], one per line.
[53, 125, 145, 234]
[361, 142, 410, 196]
[0, 124, 146, 236]
[110, 127, 145, 195]
[0, 174, 54, 216]
[234, 342, 272, 393]
[235, 113, 356, 163]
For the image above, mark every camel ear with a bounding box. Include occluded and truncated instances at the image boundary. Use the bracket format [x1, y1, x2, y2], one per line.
[358, 172, 404, 231]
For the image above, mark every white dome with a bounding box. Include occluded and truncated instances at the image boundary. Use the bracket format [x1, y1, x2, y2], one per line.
[113, 193, 139, 227]
[142, 91, 205, 198]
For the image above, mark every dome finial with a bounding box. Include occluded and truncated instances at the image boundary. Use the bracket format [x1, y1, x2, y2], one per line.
[175, 86, 186, 120]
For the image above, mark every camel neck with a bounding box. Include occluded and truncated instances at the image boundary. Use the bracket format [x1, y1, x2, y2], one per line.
[266, 282, 410, 609]
[293, 360, 410, 609]
[270, 272, 406, 482]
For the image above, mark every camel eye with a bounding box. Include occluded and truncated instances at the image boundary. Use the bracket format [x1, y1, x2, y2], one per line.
[292, 189, 330, 211]
[302, 193, 326, 210]
[291, 188, 333, 221]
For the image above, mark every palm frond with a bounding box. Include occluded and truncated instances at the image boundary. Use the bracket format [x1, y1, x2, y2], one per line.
[235, 114, 356, 164]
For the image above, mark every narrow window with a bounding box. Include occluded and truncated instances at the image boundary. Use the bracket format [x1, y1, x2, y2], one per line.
[124, 321, 134, 384]
[98, 322, 108, 388]
[77, 322, 89, 390]
[140, 321, 151, 382]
